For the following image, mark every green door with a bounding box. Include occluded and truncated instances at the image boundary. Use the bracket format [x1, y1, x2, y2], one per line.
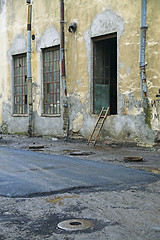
[93, 40, 110, 114]
[93, 34, 117, 115]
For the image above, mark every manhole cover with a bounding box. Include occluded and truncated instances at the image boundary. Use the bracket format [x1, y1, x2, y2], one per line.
[28, 145, 45, 150]
[123, 156, 144, 162]
[58, 219, 94, 231]
[69, 151, 93, 156]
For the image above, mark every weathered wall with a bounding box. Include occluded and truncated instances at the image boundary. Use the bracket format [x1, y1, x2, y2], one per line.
[1, 0, 64, 136]
[147, 0, 160, 132]
[65, 0, 159, 144]
[0, 0, 159, 144]
[0, 0, 7, 132]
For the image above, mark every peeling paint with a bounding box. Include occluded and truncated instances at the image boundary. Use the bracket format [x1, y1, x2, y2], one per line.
[72, 112, 83, 133]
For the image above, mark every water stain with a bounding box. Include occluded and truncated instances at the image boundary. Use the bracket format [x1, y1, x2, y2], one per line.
[17, 166, 62, 173]
[133, 166, 160, 174]
[46, 195, 78, 206]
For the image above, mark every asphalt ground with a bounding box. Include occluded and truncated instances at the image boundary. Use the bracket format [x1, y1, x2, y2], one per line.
[0, 134, 160, 172]
[0, 134, 160, 240]
[0, 146, 159, 198]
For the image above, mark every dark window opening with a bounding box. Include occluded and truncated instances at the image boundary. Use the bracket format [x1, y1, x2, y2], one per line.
[93, 33, 117, 115]
[25, 95, 27, 105]
[43, 46, 60, 115]
[13, 54, 27, 115]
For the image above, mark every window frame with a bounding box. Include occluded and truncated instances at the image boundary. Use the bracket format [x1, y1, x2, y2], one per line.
[12, 53, 28, 116]
[42, 46, 61, 117]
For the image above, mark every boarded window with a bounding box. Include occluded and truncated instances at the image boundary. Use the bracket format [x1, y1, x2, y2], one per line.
[13, 54, 27, 115]
[93, 34, 117, 115]
[43, 46, 60, 115]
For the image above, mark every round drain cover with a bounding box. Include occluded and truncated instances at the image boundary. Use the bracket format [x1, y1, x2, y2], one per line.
[123, 156, 144, 162]
[58, 219, 94, 231]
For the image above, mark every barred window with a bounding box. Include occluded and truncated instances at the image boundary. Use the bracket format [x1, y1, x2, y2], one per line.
[43, 46, 60, 115]
[13, 54, 27, 115]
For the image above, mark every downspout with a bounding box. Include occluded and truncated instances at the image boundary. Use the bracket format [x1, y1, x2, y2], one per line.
[139, 0, 147, 99]
[60, 0, 69, 137]
[139, 0, 151, 128]
[27, 1, 33, 136]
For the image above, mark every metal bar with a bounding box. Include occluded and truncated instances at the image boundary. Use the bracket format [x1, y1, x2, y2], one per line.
[60, 0, 69, 137]
[60, 0, 65, 77]
[27, 3, 33, 135]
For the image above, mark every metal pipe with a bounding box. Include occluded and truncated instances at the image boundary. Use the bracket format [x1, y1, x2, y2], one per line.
[27, 3, 33, 136]
[60, 0, 66, 77]
[60, 0, 69, 137]
[139, 0, 147, 99]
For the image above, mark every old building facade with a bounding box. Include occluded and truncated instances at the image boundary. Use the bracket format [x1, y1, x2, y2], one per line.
[0, 0, 160, 145]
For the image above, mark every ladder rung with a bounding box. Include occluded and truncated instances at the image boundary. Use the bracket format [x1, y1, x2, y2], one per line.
[87, 107, 109, 145]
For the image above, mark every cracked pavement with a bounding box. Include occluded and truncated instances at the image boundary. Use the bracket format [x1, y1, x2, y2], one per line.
[0, 134, 159, 239]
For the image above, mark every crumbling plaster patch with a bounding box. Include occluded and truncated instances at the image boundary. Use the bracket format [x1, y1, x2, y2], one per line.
[36, 27, 60, 52]
[68, 93, 89, 134]
[90, 9, 125, 38]
[2, 34, 28, 133]
[2, 102, 28, 133]
[103, 114, 155, 144]
[33, 111, 63, 137]
[7, 34, 26, 101]
[150, 98, 160, 131]
[72, 112, 83, 133]
[0, 0, 5, 14]
[7, 34, 26, 58]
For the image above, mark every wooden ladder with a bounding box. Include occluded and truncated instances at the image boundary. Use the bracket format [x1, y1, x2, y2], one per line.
[87, 107, 110, 146]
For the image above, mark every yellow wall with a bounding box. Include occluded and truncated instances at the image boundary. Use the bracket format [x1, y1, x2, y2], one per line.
[0, 0, 160, 143]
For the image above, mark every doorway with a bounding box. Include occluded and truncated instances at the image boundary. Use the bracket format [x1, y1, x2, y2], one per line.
[93, 33, 117, 115]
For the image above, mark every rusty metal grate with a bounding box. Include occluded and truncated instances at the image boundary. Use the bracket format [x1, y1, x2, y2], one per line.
[13, 54, 27, 115]
[43, 46, 60, 115]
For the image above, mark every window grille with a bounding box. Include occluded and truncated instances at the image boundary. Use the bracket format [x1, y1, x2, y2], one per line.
[13, 54, 27, 115]
[43, 46, 60, 115]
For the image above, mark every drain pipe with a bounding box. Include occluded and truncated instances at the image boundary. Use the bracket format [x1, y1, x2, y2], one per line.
[139, 0, 151, 128]
[60, 0, 69, 137]
[139, 0, 147, 99]
[27, 1, 33, 136]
